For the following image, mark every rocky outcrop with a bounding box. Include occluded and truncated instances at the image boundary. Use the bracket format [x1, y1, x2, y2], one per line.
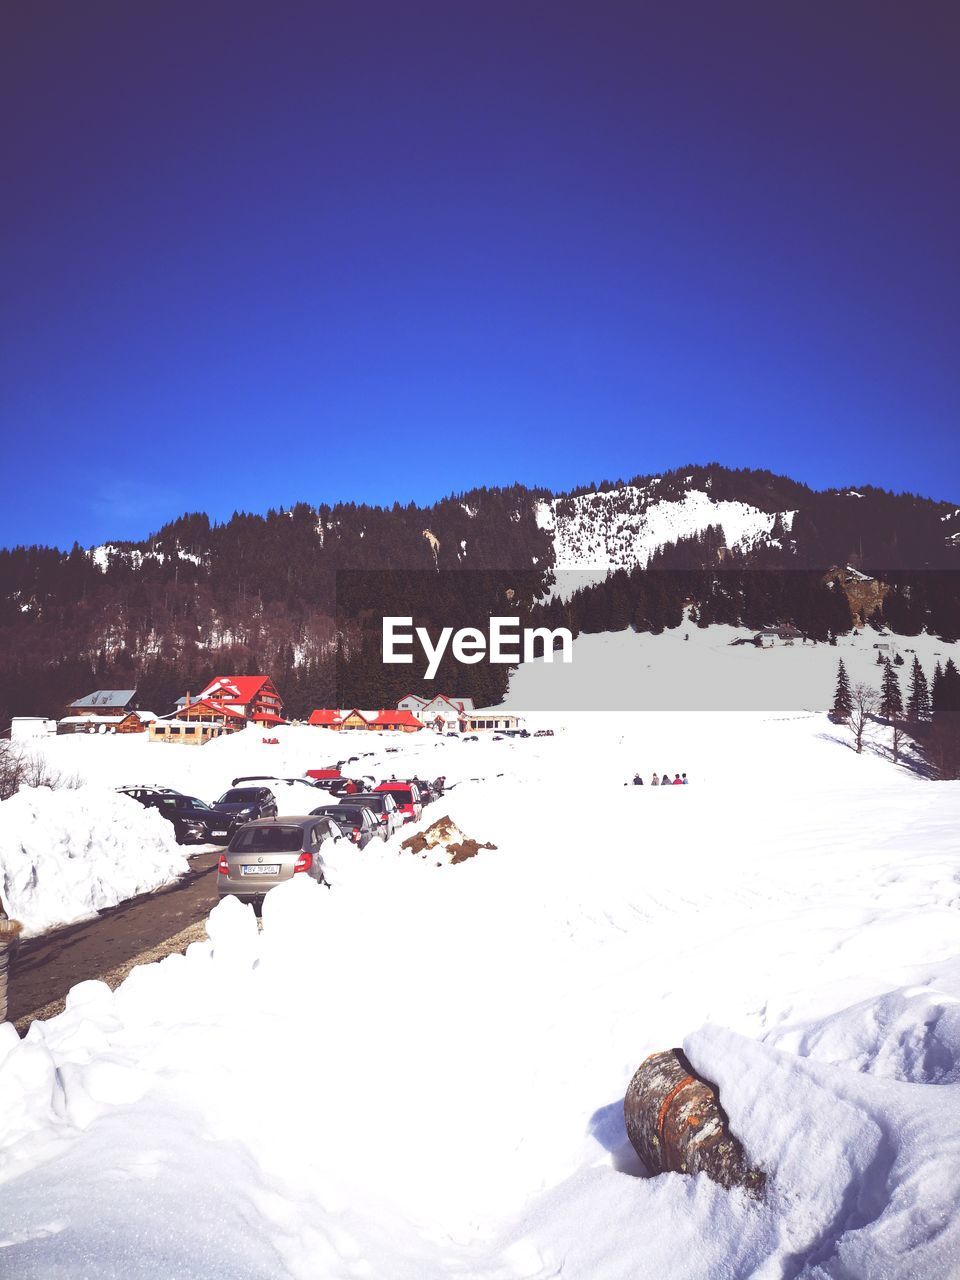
[823, 566, 889, 623]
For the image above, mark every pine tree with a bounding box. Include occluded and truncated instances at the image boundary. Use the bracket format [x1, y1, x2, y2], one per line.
[935, 658, 960, 715]
[880, 658, 903, 720]
[932, 660, 945, 710]
[906, 656, 931, 723]
[832, 659, 853, 722]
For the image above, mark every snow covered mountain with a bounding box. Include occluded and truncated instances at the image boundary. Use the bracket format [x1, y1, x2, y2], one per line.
[536, 480, 796, 575]
[2, 463, 957, 723]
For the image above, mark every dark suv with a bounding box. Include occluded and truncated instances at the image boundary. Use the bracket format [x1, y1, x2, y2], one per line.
[211, 786, 279, 835]
[117, 787, 227, 845]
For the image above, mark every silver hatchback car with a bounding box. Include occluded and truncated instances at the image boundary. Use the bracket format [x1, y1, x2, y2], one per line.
[217, 816, 341, 908]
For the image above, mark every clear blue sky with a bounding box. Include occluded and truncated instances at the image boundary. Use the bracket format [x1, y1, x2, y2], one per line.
[2, 2, 958, 549]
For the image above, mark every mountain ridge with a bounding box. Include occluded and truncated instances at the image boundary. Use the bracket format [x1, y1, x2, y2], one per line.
[1, 463, 957, 723]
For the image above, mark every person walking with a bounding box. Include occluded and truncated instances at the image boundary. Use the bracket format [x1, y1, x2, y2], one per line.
[651, 772, 660, 787]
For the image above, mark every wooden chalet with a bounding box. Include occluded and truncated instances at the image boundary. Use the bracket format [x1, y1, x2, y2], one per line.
[368, 709, 423, 732]
[59, 711, 150, 735]
[307, 708, 423, 732]
[190, 675, 286, 725]
[149, 698, 242, 746]
[64, 689, 139, 718]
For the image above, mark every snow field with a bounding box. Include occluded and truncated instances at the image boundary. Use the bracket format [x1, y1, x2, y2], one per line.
[509, 616, 957, 712]
[1, 709, 959, 1275]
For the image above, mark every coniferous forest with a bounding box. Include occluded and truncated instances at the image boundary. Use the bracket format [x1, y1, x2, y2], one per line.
[1, 465, 958, 727]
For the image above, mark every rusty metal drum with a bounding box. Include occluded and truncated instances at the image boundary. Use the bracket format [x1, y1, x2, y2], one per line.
[624, 1048, 764, 1196]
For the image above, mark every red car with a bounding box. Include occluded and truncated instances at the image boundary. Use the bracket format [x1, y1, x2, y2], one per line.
[373, 780, 422, 823]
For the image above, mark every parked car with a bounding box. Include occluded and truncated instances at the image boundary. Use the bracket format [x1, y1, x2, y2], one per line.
[211, 786, 278, 834]
[373, 781, 422, 823]
[320, 778, 354, 796]
[306, 768, 343, 787]
[311, 803, 385, 848]
[232, 774, 323, 790]
[408, 777, 435, 805]
[339, 791, 399, 837]
[332, 778, 367, 796]
[116, 785, 183, 802]
[117, 787, 229, 845]
[217, 816, 341, 909]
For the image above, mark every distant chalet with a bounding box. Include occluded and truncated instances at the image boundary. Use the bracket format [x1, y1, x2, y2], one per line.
[59, 689, 153, 735]
[64, 688, 138, 717]
[307, 709, 424, 732]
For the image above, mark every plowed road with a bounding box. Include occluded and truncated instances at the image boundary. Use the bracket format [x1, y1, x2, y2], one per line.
[9, 851, 221, 1034]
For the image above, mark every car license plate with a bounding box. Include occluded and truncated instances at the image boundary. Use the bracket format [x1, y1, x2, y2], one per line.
[240, 864, 280, 876]
[212, 830, 228, 838]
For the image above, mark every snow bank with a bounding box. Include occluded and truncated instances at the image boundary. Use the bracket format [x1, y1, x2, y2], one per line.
[1, 709, 960, 1274]
[0, 786, 189, 934]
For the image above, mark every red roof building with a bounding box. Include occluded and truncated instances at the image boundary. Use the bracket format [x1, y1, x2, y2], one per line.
[193, 675, 286, 725]
[308, 709, 343, 727]
[308, 708, 422, 732]
[368, 709, 423, 731]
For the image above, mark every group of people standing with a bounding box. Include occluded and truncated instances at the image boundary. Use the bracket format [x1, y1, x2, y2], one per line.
[632, 772, 688, 786]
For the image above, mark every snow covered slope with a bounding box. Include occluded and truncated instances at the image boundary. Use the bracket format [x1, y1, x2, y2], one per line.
[508, 614, 957, 712]
[536, 483, 794, 575]
[1, 711, 960, 1276]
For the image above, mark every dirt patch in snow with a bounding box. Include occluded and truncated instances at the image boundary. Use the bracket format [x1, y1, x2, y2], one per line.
[402, 815, 497, 865]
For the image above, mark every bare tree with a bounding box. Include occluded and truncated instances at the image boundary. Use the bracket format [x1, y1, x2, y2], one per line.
[0, 743, 23, 801]
[849, 683, 878, 755]
[0, 742, 80, 801]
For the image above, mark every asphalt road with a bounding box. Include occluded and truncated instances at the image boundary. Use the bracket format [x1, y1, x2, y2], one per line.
[9, 850, 221, 1032]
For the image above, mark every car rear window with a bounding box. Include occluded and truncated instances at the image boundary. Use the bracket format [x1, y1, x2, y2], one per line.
[326, 814, 355, 832]
[379, 788, 412, 803]
[231, 826, 303, 853]
[336, 807, 368, 823]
